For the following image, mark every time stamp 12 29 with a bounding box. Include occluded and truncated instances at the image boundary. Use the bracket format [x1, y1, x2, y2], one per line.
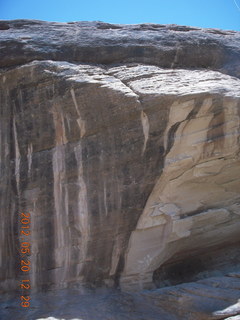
[19, 212, 31, 308]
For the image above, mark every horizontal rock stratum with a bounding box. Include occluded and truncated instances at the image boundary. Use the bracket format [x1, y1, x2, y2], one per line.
[0, 20, 240, 319]
[0, 20, 240, 76]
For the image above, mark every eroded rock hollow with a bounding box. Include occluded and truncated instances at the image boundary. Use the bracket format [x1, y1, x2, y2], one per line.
[0, 20, 240, 296]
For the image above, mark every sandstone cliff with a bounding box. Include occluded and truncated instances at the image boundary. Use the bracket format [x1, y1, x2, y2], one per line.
[0, 20, 240, 319]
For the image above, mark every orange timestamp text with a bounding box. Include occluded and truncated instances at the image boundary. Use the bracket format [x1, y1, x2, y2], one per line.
[19, 212, 31, 308]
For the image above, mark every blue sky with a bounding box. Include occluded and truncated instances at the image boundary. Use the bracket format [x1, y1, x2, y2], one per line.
[0, 0, 240, 31]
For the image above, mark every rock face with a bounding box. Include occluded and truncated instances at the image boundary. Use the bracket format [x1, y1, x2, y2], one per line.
[0, 20, 240, 77]
[0, 20, 240, 307]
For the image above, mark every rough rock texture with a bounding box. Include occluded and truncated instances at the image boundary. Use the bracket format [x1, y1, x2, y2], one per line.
[0, 20, 240, 78]
[0, 19, 240, 319]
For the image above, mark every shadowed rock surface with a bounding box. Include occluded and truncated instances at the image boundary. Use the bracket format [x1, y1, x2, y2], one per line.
[0, 20, 240, 319]
[1, 274, 240, 320]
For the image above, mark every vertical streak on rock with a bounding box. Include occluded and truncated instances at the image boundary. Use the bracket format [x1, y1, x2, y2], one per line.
[50, 98, 69, 286]
[171, 46, 181, 69]
[141, 111, 149, 155]
[13, 115, 20, 196]
[52, 146, 65, 249]
[60, 112, 67, 144]
[63, 180, 70, 283]
[52, 103, 67, 146]
[103, 179, 108, 217]
[70, 88, 86, 138]
[52, 144, 73, 286]
[71, 87, 89, 268]
[27, 143, 33, 176]
[74, 143, 89, 260]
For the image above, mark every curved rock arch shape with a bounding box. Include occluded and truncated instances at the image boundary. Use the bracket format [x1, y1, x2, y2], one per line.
[120, 95, 240, 291]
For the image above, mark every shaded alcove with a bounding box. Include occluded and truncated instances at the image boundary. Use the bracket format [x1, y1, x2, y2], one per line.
[153, 241, 240, 288]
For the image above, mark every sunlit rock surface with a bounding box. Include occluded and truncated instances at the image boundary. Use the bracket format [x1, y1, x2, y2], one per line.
[0, 20, 240, 319]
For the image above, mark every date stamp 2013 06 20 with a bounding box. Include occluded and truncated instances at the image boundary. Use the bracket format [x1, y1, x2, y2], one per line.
[19, 212, 31, 308]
